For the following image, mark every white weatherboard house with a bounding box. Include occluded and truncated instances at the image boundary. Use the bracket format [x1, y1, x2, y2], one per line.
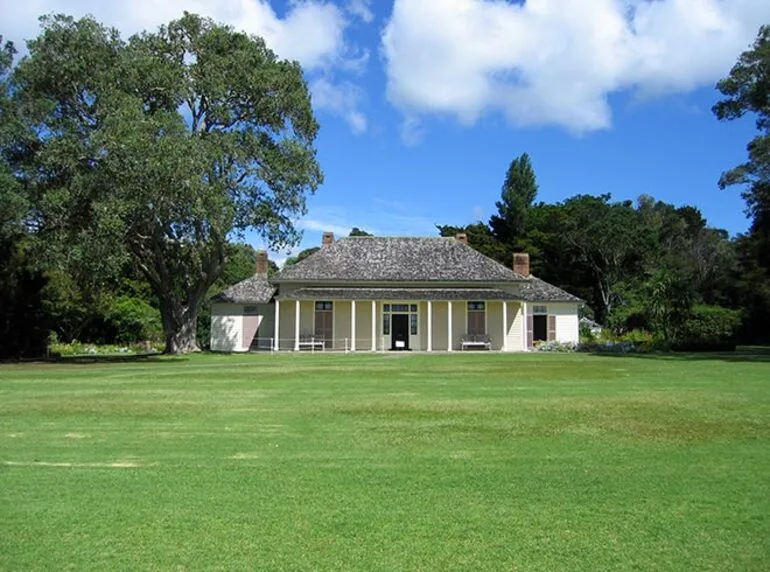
[210, 233, 582, 352]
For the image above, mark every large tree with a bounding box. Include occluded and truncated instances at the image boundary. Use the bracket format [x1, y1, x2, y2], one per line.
[559, 195, 649, 322]
[713, 25, 770, 342]
[489, 153, 538, 250]
[436, 222, 507, 263]
[713, 25, 770, 259]
[9, 14, 322, 353]
[283, 247, 320, 267]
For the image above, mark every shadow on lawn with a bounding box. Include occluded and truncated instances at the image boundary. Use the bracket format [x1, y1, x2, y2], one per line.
[596, 346, 770, 364]
[45, 354, 190, 366]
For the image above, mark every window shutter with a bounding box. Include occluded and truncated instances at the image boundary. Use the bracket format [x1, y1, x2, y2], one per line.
[547, 315, 557, 341]
[468, 311, 484, 336]
[526, 315, 534, 348]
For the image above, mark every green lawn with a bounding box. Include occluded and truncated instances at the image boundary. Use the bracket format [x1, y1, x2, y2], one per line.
[1, 352, 769, 570]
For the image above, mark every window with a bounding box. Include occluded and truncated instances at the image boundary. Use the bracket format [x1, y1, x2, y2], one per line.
[383, 314, 390, 335]
[315, 301, 333, 311]
[410, 314, 418, 335]
[384, 304, 391, 312]
[391, 304, 410, 313]
[410, 304, 418, 313]
[533, 305, 548, 315]
[467, 301, 485, 336]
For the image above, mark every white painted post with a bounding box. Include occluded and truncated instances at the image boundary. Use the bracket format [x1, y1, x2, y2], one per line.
[521, 302, 528, 351]
[427, 300, 433, 352]
[371, 301, 376, 351]
[351, 300, 357, 352]
[274, 299, 280, 352]
[447, 300, 453, 352]
[294, 300, 300, 351]
[502, 301, 508, 352]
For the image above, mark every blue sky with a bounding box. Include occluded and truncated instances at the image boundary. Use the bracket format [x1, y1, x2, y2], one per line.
[2, 0, 767, 265]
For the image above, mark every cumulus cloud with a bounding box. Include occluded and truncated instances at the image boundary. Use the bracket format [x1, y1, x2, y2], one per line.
[382, 0, 770, 135]
[1, 0, 347, 70]
[311, 78, 368, 134]
[1, 0, 376, 134]
[347, 0, 375, 23]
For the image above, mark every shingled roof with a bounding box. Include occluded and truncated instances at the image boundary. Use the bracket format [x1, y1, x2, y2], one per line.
[275, 237, 526, 283]
[519, 277, 583, 303]
[211, 275, 276, 304]
[211, 236, 582, 305]
[278, 287, 513, 301]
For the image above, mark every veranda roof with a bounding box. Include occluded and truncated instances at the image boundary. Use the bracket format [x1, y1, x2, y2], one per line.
[277, 287, 512, 301]
[211, 275, 276, 304]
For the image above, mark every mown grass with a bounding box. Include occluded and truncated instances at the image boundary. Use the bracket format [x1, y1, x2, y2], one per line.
[1, 352, 769, 570]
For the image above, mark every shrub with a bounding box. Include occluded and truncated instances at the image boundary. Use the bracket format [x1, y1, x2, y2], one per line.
[617, 329, 654, 344]
[672, 305, 741, 352]
[105, 296, 162, 343]
[49, 340, 163, 357]
[578, 340, 637, 354]
[579, 324, 597, 344]
[534, 340, 577, 352]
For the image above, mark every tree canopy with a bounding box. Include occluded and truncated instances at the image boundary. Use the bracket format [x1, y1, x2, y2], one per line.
[284, 247, 321, 267]
[489, 153, 538, 252]
[713, 24, 770, 235]
[713, 24, 770, 342]
[6, 13, 322, 353]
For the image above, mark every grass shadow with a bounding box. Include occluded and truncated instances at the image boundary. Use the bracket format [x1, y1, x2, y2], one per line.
[594, 346, 770, 364]
[46, 353, 190, 365]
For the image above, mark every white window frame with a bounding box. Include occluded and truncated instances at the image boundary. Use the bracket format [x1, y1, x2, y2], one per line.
[382, 302, 419, 336]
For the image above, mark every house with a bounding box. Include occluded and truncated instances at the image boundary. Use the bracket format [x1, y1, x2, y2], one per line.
[579, 317, 603, 337]
[210, 232, 582, 352]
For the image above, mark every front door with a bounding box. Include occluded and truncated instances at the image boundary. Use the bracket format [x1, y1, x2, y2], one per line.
[391, 314, 410, 351]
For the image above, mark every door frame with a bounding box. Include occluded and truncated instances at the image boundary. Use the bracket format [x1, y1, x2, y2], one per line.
[390, 313, 410, 351]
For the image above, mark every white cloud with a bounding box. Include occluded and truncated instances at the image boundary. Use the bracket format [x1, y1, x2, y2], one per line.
[382, 0, 770, 135]
[347, 0, 375, 23]
[1, 0, 347, 70]
[311, 77, 368, 134]
[296, 201, 437, 240]
[298, 218, 355, 236]
[399, 116, 426, 146]
[1, 0, 374, 132]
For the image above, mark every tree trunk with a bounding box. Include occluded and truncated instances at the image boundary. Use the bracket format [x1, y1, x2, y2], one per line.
[160, 300, 201, 354]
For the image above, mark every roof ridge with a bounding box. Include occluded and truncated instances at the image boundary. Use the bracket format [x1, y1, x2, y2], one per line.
[275, 234, 528, 283]
[340, 235, 454, 240]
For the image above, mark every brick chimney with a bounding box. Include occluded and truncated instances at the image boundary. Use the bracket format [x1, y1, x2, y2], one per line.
[322, 232, 335, 248]
[255, 250, 269, 276]
[513, 252, 530, 277]
[455, 232, 468, 246]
